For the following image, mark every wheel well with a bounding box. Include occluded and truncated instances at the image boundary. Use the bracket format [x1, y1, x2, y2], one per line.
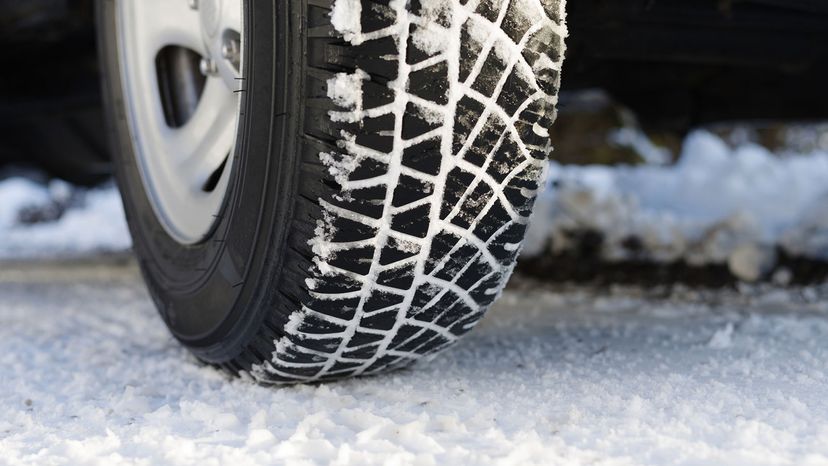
[0, 0, 109, 185]
[562, 0, 828, 133]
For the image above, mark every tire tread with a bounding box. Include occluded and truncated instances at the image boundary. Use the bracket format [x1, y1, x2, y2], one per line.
[238, 0, 567, 383]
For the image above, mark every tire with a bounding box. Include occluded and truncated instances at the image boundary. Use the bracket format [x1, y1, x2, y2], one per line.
[98, 0, 567, 383]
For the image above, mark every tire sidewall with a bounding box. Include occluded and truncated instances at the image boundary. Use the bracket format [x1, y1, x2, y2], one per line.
[97, 0, 300, 360]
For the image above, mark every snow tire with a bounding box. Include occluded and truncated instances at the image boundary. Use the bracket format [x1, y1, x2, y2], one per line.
[99, 0, 567, 383]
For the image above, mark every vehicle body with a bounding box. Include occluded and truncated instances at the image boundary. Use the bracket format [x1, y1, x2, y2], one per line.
[1, 0, 826, 383]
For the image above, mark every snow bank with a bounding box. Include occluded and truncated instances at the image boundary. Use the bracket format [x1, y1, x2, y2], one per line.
[524, 130, 828, 280]
[0, 176, 130, 259]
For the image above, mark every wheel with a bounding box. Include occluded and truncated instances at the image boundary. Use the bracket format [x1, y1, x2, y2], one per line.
[97, 0, 567, 383]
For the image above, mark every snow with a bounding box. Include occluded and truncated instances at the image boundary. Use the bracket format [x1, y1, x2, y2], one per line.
[0, 176, 131, 259]
[608, 126, 672, 165]
[708, 322, 735, 349]
[326, 69, 369, 112]
[525, 130, 828, 279]
[3, 261, 828, 465]
[409, 1, 452, 55]
[329, 0, 362, 41]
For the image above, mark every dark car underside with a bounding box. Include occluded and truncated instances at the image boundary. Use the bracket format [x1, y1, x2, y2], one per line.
[1, 0, 826, 184]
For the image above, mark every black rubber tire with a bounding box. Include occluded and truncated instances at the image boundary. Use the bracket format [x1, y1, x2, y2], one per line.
[97, 0, 567, 383]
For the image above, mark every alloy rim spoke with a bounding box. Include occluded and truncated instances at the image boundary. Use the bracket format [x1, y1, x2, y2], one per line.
[126, 0, 204, 57]
[220, 0, 244, 38]
[172, 82, 236, 190]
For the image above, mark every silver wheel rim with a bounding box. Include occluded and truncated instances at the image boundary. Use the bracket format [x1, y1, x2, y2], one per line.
[116, 0, 244, 244]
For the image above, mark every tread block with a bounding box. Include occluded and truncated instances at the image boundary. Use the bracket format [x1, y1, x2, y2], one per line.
[440, 167, 476, 219]
[347, 158, 390, 182]
[306, 297, 361, 321]
[364, 290, 406, 312]
[502, 0, 533, 43]
[390, 203, 431, 238]
[423, 231, 461, 275]
[347, 331, 385, 348]
[469, 41, 508, 98]
[327, 245, 376, 276]
[432, 241, 480, 282]
[328, 185, 387, 219]
[451, 96, 487, 156]
[377, 262, 417, 290]
[459, 21, 484, 82]
[379, 237, 421, 265]
[450, 181, 494, 229]
[463, 113, 506, 167]
[402, 103, 442, 140]
[486, 134, 522, 182]
[328, 215, 378, 242]
[392, 174, 433, 208]
[355, 113, 396, 153]
[402, 138, 443, 176]
[472, 199, 511, 241]
[496, 70, 535, 117]
[360, 309, 399, 331]
[406, 282, 443, 317]
[362, 1, 397, 33]
[409, 61, 450, 105]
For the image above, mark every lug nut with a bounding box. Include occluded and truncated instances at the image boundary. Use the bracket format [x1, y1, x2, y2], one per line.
[199, 58, 218, 76]
[221, 40, 238, 59]
[221, 39, 241, 69]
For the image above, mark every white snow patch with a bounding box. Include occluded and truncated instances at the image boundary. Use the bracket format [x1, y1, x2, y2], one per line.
[781, 196, 828, 260]
[708, 322, 736, 349]
[330, 0, 361, 41]
[0, 177, 51, 226]
[327, 69, 370, 111]
[0, 176, 131, 259]
[609, 126, 671, 165]
[409, 0, 452, 54]
[318, 151, 362, 187]
[525, 130, 828, 275]
[532, 122, 549, 138]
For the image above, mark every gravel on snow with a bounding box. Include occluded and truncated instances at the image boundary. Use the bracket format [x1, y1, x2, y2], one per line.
[2, 261, 828, 465]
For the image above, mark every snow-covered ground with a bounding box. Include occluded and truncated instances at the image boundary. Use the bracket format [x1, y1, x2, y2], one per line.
[524, 130, 828, 281]
[0, 176, 130, 259]
[2, 260, 828, 465]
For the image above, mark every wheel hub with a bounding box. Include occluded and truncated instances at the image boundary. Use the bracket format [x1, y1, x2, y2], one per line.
[116, 0, 244, 244]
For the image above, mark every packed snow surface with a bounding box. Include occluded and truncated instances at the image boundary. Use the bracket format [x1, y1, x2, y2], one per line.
[0, 177, 130, 259]
[2, 260, 828, 465]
